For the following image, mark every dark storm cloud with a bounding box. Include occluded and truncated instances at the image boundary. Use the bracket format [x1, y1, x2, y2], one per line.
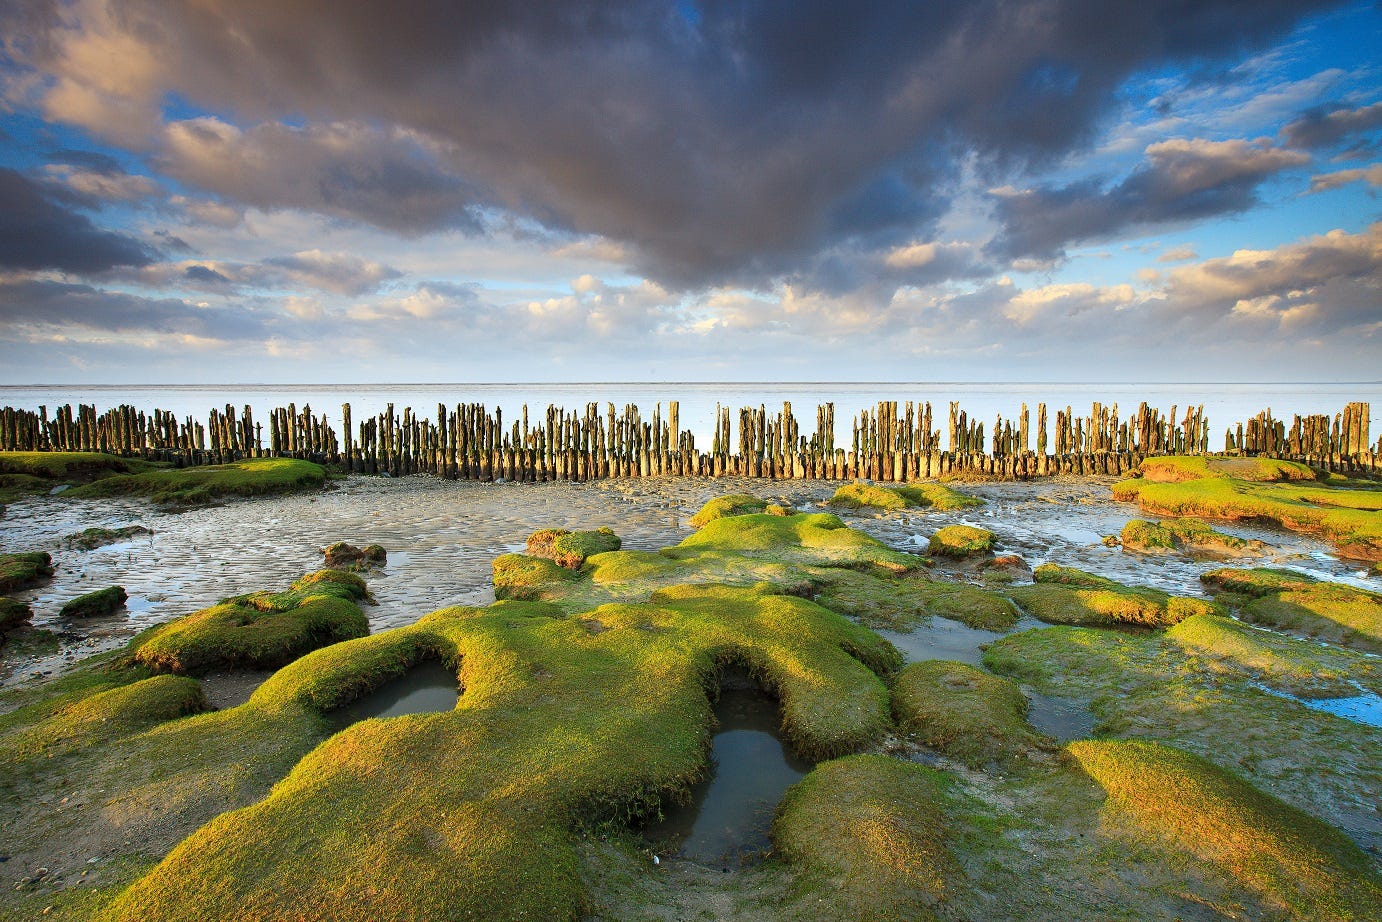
[12, 0, 1335, 286]
[988, 138, 1308, 260]
[0, 277, 265, 340]
[1282, 101, 1382, 150]
[0, 167, 156, 272]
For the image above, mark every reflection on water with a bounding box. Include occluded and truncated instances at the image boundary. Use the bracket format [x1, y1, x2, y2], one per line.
[1025, 691, 1096, 741]
[877, 617, 1013, 666]
[645, 688, 813, 866]
[327, 660, 459, 730]
[1253, 682, 1382, 730]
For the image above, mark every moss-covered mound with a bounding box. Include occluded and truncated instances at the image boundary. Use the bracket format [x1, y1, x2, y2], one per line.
[812, 568, 1020, 632]
[526, 527, 621, 568]
[130, 572, 369, 674]
[0, 551, 53, 594]
[0, 596, 32, 636]
[0, 451, 146, 500]
[774, 754, 976, 922]
[97, 577, 896, 920]
[64, 457, 326, 505]
[687, 494, 768, 528]
[893, 660, 1048, 766]
[1068, 739, 1382, 922]
[927, 524, 994, 558]
[1007, 564, 1216, 628]
[1167, 613, 1379, 699]
[493, 553, 583, 600]
[1113, 457, 1382, 560]
[1135, 455, 1320, 483]
[322, 542, 387, 570]
[1120, 518, 1266, 556]
[1203, 567, 1382, 653]
[60, 585, 127, 618]
[64, 525, 153, 550]
[828, 482, 983, 513]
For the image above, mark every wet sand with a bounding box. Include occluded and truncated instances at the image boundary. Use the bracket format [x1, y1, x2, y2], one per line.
[2, 473, 1375, 690]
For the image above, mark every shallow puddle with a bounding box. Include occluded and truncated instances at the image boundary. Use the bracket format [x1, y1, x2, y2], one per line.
[327, 661, 459, 730]
[1025, 691, 1097, 741]
[645, 688, 814, 866]
[878, 617, 1012, 666]
[1254, 683, 1382, 730]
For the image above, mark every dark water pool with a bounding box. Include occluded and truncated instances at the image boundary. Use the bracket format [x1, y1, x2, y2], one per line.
[327, 660, 459, 730]
[645, 688, 814, 866]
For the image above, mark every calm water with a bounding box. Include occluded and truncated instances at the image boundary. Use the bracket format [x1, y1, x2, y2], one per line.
[644, 687, 813, 865]
[2, 382, 1376, 446]
[327, 661, 460, 730]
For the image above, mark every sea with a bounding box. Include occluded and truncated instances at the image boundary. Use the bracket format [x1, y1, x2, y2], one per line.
[1, 382, 1378, 446]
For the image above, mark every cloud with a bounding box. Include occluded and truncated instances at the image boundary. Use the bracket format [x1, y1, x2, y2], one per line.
[0, 167, 156, 272]
[989, 138, 1309, 259]
[1282, 100, 1382, 149]
[0, 277, 265, 340]
[41, 162, 160, 202]
[159, 118, 486, 235]
[260, 249, 401, 296]
[4, 0, 1335, 287]
[1308, 163, 1382, 193]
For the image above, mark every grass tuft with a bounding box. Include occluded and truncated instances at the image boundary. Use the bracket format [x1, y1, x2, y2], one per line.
[687, 494, 768, 527]
[893, 660, 1048, 766]
[926, 524, 994, 557]
[827, 482, 983, 512]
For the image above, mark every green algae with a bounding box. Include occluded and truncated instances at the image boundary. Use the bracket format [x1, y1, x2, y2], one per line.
[65, 525, 153, 550]
[774, 754, 977, 922]
[927, 524, 994, 557]
[129, 571, 369, 675]
[687, 494, 768, 527]
[1068, 739, 1382, 922]
[892, 660, 1048, 766]
[1135, 455, 1320, 483]
[1007, 564, 1216, 628]
[0, 551, 53, 594]
[0, 596, 32, 636]
[527, 526, 622, 568]
[64, 457, 326, 505]
[827, 482, 983, 512]
[1113, 457, 1382, 560]
[60, 585, 128, 618]
[811, 567, 1020, 632]
[1120, 517, 1265, 556]
[1203, 567, 1382, 653]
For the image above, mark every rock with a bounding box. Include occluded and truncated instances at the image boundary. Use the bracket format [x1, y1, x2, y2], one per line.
[927, 525, 996, 558]
[60, 586, 128, 618]
[322, 542, 387, 571]
[0, 597, 33, 636]
[64, 525, 153, 550]
[983, 555, 1031, 573]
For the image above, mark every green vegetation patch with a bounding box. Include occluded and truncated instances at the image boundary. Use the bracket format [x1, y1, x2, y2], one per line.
[687, 494, 768, 527]
[60, 585, 128, 618]
[321, 541, 386, 570]
[774, 754, 979, 922]
[679, 512, 923, 571]
[1135, 455, 1320, 484]
[493, 552, 583, 600]
[1120, 517, 1265, 556]
[65, 524, 154, 550]
[828, 482, 984, 512]
[927, 524, 994, 557]
[527, 527, 622, 568]
[1068, 739, 1382, 922]
[1167, 614, 1378, 699]
[0, 550, 53, 594]
[812, 568, 1020, 632]
[1204, 567, 1382, 653]
[63, 457, 326, 506]
[1007, 564, 1216, 628]
[1114, 458, 1382, 560]
[131, 572, 369, 675]
[1, 596, 32, 635]
[893, 660, 1048, 766]
[102, 576, 895, 920]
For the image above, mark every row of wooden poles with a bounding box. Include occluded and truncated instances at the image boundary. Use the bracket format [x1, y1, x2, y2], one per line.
[0, 399, 1375, 481]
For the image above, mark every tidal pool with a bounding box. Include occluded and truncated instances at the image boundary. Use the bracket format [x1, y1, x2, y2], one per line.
[327, 660, 460, 730]
[645, 687, 814, 866]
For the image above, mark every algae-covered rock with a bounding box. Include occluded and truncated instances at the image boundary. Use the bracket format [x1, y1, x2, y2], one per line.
[893, 660, 1048, 766]
[828, 482, 983, 512]
[0, 551, 53, 594]
[1008, 564, 1216, 628]
[63, 457, 326, 505]
[687, 494, 768, 527]
[774, 753, 974, 922]
[132, 572, 369, 674]
[1134, 455, 1319, 483]
[64, 525, 152, 550]
[927, 524, 994, 558]
[60, 585, 127, 618]
[1120, 518, 1266, 557]
[1067, 739, 1382, 922]
[526, 527, 621, 569]
[492, 553, 581, 600]
[322, 542, 387, 570]
[1204, 567, 1382, 653]
[0, 597, 32, 636]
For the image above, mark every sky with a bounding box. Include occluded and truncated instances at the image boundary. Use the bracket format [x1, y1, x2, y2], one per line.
[0, 0, 1379, 384]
